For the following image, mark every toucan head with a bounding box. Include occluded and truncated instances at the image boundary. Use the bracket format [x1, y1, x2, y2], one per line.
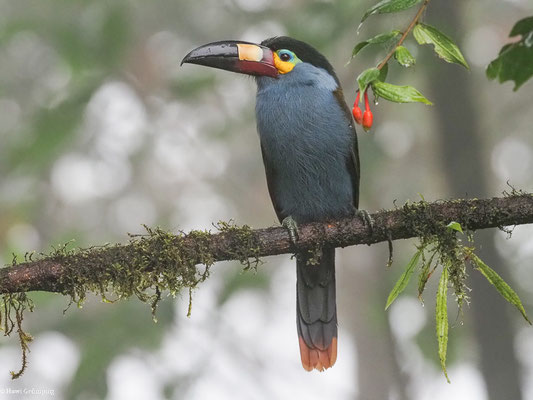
[181, 36, 339, 83]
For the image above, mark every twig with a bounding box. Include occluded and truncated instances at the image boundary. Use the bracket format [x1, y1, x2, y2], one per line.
[377, 0, 431, 70]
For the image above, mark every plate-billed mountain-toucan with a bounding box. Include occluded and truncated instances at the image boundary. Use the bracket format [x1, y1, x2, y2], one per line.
[182, 36, 361, 372]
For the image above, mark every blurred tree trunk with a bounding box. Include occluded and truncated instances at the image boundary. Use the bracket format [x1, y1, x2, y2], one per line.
[428, 3, 523, 399]
[339, 246, 408, 400]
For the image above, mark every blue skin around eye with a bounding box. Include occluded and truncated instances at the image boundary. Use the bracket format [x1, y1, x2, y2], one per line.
[278, 50, 295, 62]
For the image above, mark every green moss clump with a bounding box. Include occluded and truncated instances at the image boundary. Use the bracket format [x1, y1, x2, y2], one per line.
[54, 226, 216, 316]
[215, 221, 262, 270]
[2, 221, 265, 378]
[400, 201, 469, 308]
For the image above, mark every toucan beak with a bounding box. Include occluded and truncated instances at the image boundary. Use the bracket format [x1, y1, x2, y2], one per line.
[181, 40, 278, 78]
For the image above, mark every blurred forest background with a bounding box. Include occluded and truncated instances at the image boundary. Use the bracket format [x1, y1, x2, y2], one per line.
[1, 0, 533, 399]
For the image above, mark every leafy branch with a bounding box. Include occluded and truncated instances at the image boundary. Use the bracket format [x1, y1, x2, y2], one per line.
[351, 0, 469, 130]
[351, 2, 533, 378]
[353, 1, 533, 130]
[375, 0, 431, 70]
[384, 219, 531, 383]
[354, 0, 469, 98]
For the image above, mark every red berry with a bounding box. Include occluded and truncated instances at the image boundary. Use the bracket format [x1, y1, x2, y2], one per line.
[363, 109, 373, 132]
[352, 106, 363, 125]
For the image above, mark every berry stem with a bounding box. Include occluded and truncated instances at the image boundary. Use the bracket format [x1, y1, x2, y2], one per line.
[354, 90, 361, 106]
[364, 89, 370, 111]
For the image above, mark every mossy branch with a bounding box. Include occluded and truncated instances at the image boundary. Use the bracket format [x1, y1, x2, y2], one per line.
[2, 193, 533, 296]
[1, 192, 533, 379]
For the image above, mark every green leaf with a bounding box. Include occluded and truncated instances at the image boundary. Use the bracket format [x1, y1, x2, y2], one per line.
[357, 67, 381, 93]
[418, 261, 431, 299]
[418, 251, 437, 300]
[487, 17, 533, 91]
[372, 81, 433, 105]
[446, 221, 463, 233]
[361, 0, 422, 23]
[385, 248, 423, 310]
[378, 62, 389, 82]
[394, 45, 416, 67]
[470, 253, 532, 324]
[510, 16, 533, 37]
[352, 30, 402, 57]
[436, 266, 450, 383]
[413, 23, 469, 69]
[486, 57, 501, 81]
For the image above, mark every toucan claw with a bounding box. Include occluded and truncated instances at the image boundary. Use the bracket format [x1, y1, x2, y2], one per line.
[282, 216, 300, 245]
[356, 209, 374, 233]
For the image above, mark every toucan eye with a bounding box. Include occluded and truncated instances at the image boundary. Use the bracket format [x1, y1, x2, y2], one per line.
[279, 50, 293, 62]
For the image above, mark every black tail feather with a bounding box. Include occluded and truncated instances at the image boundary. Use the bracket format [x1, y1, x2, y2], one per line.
[296, 247, 337, 353]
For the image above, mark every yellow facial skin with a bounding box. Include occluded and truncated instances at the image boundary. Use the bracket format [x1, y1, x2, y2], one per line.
[273, 50, 301, 74]
[273, 52, 295, 74]
[235, 45, 301, 75]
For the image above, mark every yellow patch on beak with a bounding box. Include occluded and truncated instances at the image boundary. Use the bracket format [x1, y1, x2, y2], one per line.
[273, 52, 295, 74]
[237, 44, 264, 62]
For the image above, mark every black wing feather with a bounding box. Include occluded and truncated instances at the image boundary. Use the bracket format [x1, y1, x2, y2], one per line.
[333, 88, 360, 209]
[260, 143, 286, 223]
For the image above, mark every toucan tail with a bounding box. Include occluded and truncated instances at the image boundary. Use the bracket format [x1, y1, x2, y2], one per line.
[296, 247, 337, 371]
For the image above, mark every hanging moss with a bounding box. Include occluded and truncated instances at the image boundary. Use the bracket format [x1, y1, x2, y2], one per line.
[52, 226, 215, 313]
[0, 221, 263, 379]
[1, 292, 34, 379]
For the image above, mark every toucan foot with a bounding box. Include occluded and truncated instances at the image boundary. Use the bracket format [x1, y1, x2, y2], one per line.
[282, 216, 300, 244]
[356, 209, 374, 232]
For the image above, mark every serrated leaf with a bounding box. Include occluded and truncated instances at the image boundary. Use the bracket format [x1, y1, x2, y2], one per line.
[352, 30, 402, 57]
[413, 23, 469, 69]
[446, 221, 463, 233]
[470, 253, 531, 324]
[510, 16, 533, 37]
[372, 80, 433, 104]
[394, 45, 416, 67]
[385, 248, 423, 310]
[436, 266, 450, 383]
[357, 67, 380, 93]
[361, 0, 422, 23]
